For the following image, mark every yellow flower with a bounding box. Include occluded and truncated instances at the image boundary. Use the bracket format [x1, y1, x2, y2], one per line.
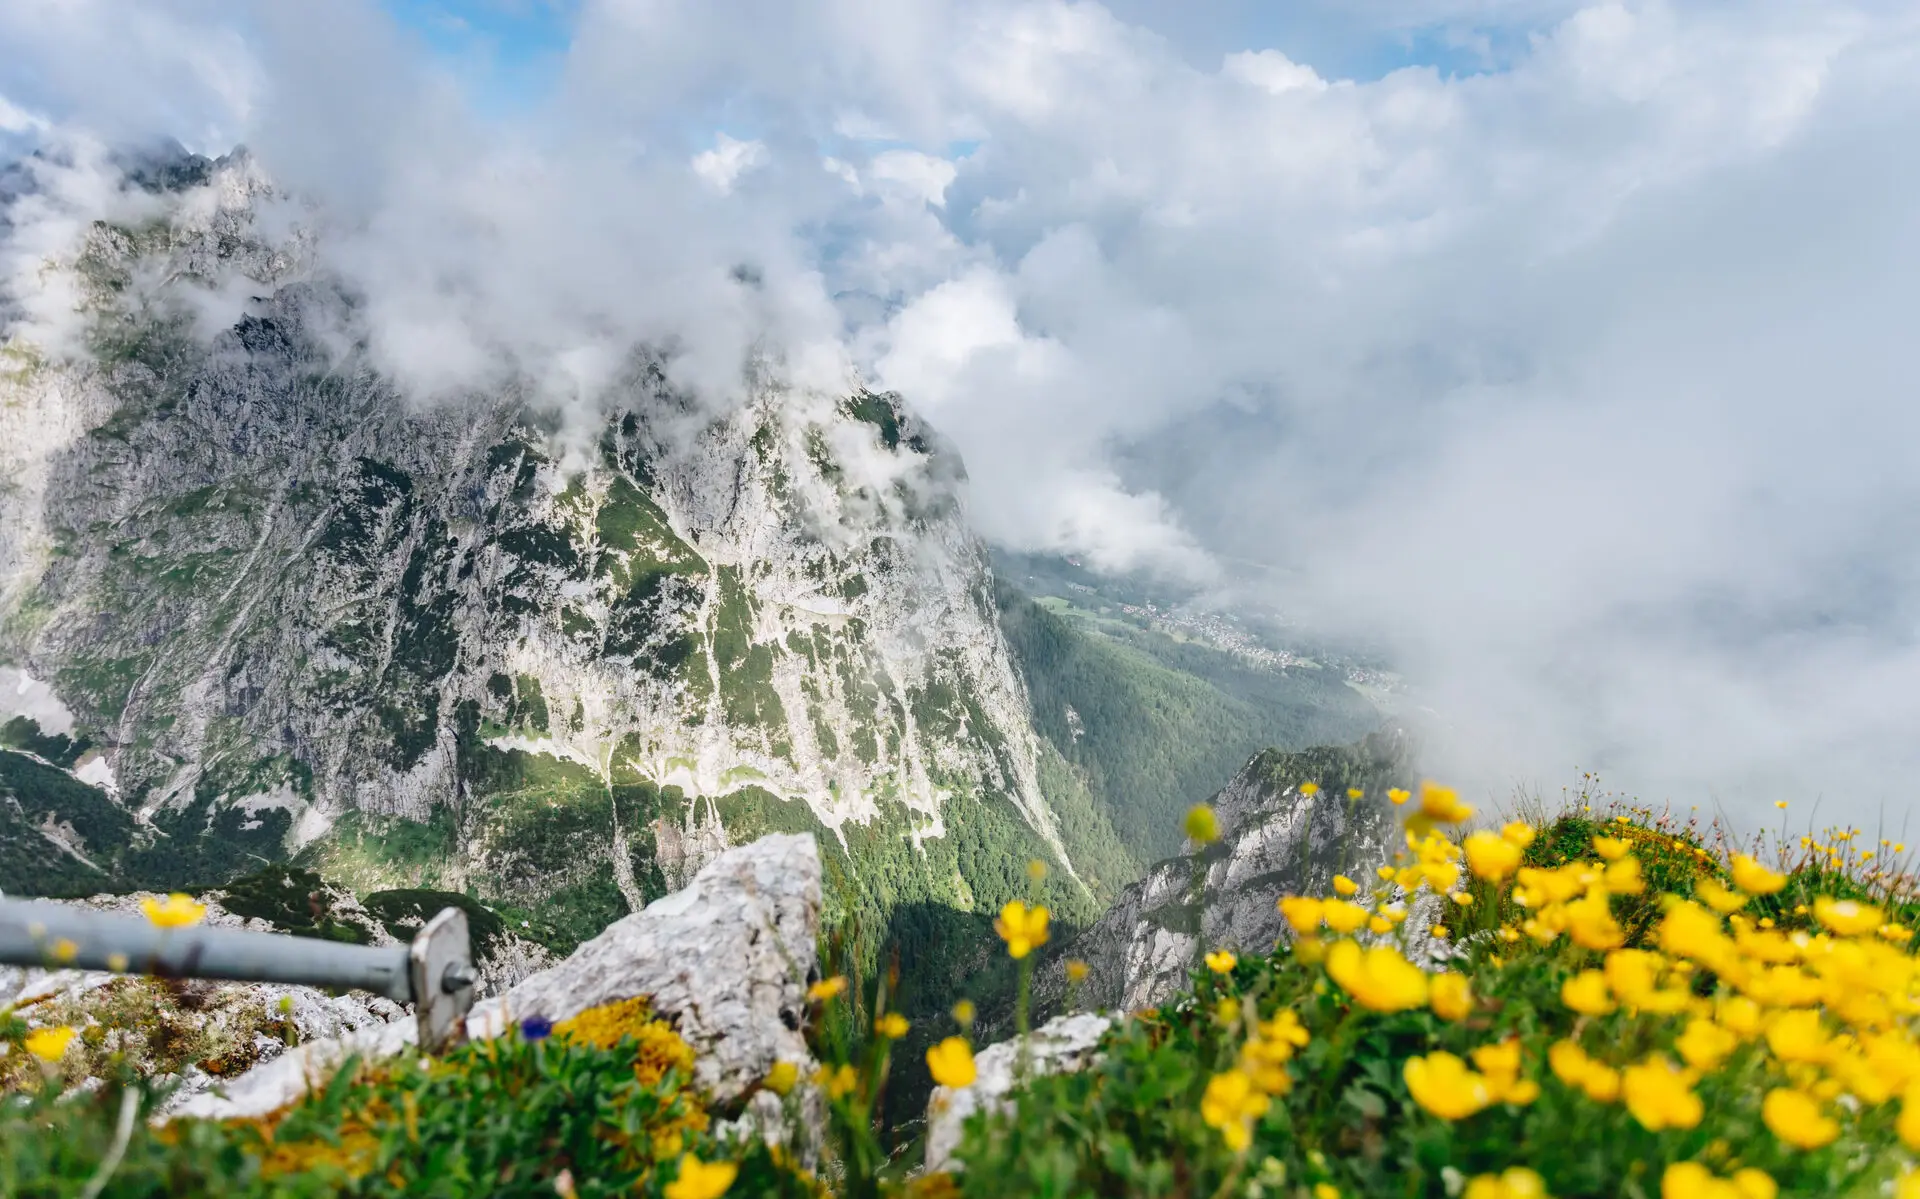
[1696, 878, 1748, 915]
[1332, 874, 1358, 896]
[1300, 782, 1321, 797]
[1279, 896, 1325, 934]
[1388, 788, 1411, 805]
[1729, 1170, 1778, 1199]
[1566, 896, 1625, 951]
[1185, 804, 1220, 844]
[994, 901, 1050, 959]
[1261, 1009, 1311, 1050]
[1622, 1057, 1702, 1131]
[1321, 900, 1371, 935]
[1813, 896, 1882, 937]
[1292, 936, 1327, 965]
[1464, 1167, 1550, 1199]
[1215, 996, 1244, 1027]
[24, 1026, 76, 1062]
[1314, 1186, 1340, 1199]
[1560, 971, 1614, 1016]
[1416, 780, 1474, 824]
[816, 1063, 859, 1101]
[951, 999, 976, 1025]
[1765, 1009, 1832, 1065]
[1464, 831, 1524, 882]
[1347, 788, 1364, 800]
[1663, 1163, 1777, 1199]
[140, 893, 206, 928]
[1430, 973, 1473, 1021]
[1548, 1040, 1620, 1103]
[1240, 1028, 1298, 1095]
[808, 976, 848, 1003]
[1200, 1069, 1270, 1152]
[1762, 1088, 1838, 1149]
[1404, 1051, 1493, 1120]
[1500, 821, 1538, 848]
[1675, 1019, 1737, 1071]
[875, 1012, 909, 1039]
[926, 1037, 977, 1089]
[1326, 940, 1430, 1013]
[1205, 949, 1238, 974]
[1899, 1084, 1920, 1150]
[1026, 859, 1048, 881]
[664, 1153, 737, 1199]
[765, 1061, 799, 1096]
[1730, 855, 1787, 895]
[1065, 960, 1089, 984]
[1592, 836, 1629, 861]
[51, 938, 78, 963]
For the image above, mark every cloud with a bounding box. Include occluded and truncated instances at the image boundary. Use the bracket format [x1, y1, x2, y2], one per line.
[5, 0, 1920, 822]
[692, 134, 769, 194]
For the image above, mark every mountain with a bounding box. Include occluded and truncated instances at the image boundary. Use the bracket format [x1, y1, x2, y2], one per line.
[0, 147, 1133, 951]
[1040, 729, 1415, 1014]
[996, 575, 1383, 866]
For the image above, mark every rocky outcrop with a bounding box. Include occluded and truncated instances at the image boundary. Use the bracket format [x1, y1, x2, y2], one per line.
[1043, 730, 1413, 1013]
[167, 832, 821, 1120]
[0, 892, 408, 1098]
[923, 1012, 1112, 1173]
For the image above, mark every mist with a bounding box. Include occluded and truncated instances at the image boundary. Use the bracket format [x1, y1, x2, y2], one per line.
[4, 0, 1919, 826]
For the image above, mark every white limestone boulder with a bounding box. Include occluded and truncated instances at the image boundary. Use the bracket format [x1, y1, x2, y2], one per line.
[168, 833, 821, 1120]
[922, 1012, 1113, 1174]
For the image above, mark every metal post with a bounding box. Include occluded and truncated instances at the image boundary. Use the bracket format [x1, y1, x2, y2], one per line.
[0, 898, 475, 1051]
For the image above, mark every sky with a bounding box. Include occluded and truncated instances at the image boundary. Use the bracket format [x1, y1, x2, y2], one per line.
[3, 0, 1920, 826]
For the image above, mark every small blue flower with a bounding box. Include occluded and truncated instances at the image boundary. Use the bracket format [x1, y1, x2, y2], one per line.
[519, 1015, 553, 1042]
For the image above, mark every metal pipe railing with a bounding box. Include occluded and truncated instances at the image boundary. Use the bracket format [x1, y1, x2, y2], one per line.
[0, 897, 475, 1051]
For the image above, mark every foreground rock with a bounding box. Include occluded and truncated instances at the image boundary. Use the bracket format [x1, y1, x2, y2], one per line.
[0, 892, 408, 1097]
[169, 833, 821, 1120]
[1044, 731, 1413, 1013]
[923, 1012, 1113, 1173]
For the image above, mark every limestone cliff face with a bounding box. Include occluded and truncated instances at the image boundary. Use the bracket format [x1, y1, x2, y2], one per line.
[0, 148, 1086, 937]
[1045, 730, 1413, 1013]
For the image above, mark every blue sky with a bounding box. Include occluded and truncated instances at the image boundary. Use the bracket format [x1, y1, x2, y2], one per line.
[379, 0, 1537, 121]
[382, 0, 580, 116]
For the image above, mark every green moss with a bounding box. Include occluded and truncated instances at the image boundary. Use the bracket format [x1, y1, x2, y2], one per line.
[711, 567, 786, 732]
[360, 889, 510, 960]
[0, 715, 91, 769]
[299, 808, 463, 895]
[513, 674, 550, 734]
[0, 748, 136, 895]
[217, 865, 375, 943]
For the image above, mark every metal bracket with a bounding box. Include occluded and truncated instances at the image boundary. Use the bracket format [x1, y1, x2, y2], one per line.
[409, 907, 475, 1053]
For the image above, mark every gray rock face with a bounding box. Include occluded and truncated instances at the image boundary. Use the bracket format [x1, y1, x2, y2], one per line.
[0, 145, 1084, 924]
[464, 831, 820, 1096]
[168, 832, 821, 1121]
[923, 1012, 1112, 1174]
[1045, 731, 1413, 1013]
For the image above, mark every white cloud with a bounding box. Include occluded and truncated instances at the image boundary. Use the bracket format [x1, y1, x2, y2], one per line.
[868, 150, 959, 208]
[691, 133, 769, 194]
[6, 0, 1920, 822]
[1222, 49, 1329, 94]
